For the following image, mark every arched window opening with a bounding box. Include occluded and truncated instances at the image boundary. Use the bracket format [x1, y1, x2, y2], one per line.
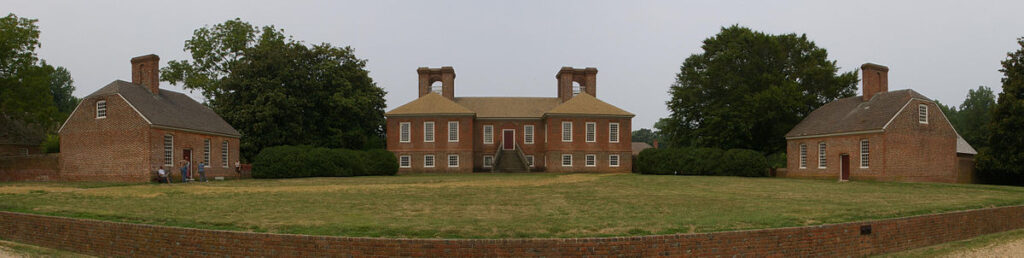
[431, 81, 443, 94]
[572, 81, 584, 96]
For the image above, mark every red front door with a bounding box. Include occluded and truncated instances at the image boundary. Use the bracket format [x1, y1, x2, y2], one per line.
[503, 130, 514, 150]
[840, 154, 850, 181]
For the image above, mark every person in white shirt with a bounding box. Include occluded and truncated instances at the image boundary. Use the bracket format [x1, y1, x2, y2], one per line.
[157, 166, 170, 184]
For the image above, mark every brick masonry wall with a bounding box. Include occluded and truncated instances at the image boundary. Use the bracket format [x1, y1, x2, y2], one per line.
[388, 116, 475, 173]
[0, 154, 60, 181]
[59, 94, 151, 182]
[0, 145, 43, 157]
[1, 205, 1023, 256]
[148, 128, 243, 181]
[473, 119, 546, 171]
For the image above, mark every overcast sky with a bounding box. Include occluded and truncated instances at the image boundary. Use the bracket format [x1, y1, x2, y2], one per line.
[7, 0, 1024, 129]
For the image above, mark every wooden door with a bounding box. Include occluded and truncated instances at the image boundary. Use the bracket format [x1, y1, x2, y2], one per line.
[840, 154, 850, 181]
[502, 130, 514, 150]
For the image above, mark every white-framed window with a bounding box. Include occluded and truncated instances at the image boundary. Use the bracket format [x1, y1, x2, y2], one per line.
[483, 125, 493, 144]
[585, 154, 596, 167]
[399, 122, 411, 143]
[424, 155, 435, 168]
[860, 140, 870, 168]
[526, 155, 535, 167]
[483, 155, 494, 168]
[562, 122, 573, 142]
[561, 154, 573, 167]
[609, 123, 620, 143]
[399, 155, 411, 168]
[818, 142, 827, 169]
[96, 100, 107, 119]
[203, 139, 211, 166]
[918, 104, 928, 124]
[609, 154, 620, 167]
[799, 144, 807, 169]
[423, 122, 435, 142]
[448, 154, 459, 167]
[448, 121, 459, 142]
[221, 140, 229, 168]
[585, 122, 596, 142]
[524, 125, 534, 144]
[163, 134, 173, 166]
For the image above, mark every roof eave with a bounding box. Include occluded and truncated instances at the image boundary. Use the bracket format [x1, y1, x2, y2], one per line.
[785, 129, 885, 140]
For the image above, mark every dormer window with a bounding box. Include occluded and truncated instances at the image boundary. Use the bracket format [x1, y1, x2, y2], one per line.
[918, 104, 928, 124]
[96, 100, 107, 118]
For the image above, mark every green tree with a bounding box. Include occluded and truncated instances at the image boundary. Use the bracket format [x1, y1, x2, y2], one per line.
[162, 19, 387, 161]
[0, 13, 64, 131]
[934, 100, 959, 128]
[979, 37, 1024, 183]
[664, 25, 858, 154]
[49, 66, 78, 115]
[956, 86, 996, 149]
[631, 128, 657, 145]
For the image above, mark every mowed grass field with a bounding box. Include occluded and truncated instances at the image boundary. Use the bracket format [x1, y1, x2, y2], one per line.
[1, 173, 1023, 239]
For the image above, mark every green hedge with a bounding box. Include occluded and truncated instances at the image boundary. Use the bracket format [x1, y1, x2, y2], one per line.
[636, 147, 768, 177]
[252, 146, 398, 178]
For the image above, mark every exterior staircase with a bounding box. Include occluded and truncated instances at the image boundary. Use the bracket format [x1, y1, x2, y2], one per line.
[493, 143, 530, 172]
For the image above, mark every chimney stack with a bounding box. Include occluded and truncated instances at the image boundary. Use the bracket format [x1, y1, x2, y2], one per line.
[556, 67, 597, 102]
[417, 66, 455, 100]
[861, 63, 888, 101]
[131, 54, 160, 95]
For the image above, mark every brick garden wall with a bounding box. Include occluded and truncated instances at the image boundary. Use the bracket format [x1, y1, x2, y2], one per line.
[0, 154, 60, 181]
[1, 205, 1023, 256]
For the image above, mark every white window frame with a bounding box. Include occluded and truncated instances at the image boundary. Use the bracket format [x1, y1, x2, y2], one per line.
[399, 122, 411, 143]
[609, 123, 620, 143]
[562, 122, 573, 142]
[96, 100, 107, 119]
[524, 125, 534, 144]
[448, 121, 459, 142]
[483, 155, 494, 168]
[203, 139, 211, 166]
[483, 125, 493, 144]
[799, 144, 807, 169]
[525, 155, 535, 167]
[561, 154, 573, 167]
[423, 121, 435, 143]
[860, 140, 870, 168]
[424, 155, 435, 168]
[918, 104, 929, 124]
[399, 155, 411, 168]
[448, 154, 459, 167]
[585, 122, 596, 142]
[609, 154, 620, 167]
[585, 154, 596, 167]
[818, 142, 827, 169]
[221, 140, 229, 168]
[163, 134, 173, 166]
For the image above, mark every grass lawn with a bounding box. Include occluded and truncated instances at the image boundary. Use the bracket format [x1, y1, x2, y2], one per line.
[1, 173, 1023, 239]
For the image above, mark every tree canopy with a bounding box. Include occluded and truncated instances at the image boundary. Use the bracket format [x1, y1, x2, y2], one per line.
[979, 37, 1024, 183]
[161, 19, 387, 161]
[663, 25, 858, 154]
[0, 13, 77, 134]
[938, 86, 996, 150]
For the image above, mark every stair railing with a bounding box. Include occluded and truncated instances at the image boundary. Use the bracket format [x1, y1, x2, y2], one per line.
[514, 143, 530, 171]
[492, 141, 504, 172]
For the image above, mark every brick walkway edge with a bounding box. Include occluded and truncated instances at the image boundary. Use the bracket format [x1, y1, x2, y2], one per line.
[1, 206, 1023, 256]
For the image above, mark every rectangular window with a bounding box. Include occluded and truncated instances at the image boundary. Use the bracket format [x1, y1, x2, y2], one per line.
[399, 155, 411, 168]
[483, 155, 494, 168]
[799, 144, 807, 169]
[483, 125, 493, 144]
[399, 122, 411, 143]
[448, 121, 459, 142]
[562, 122, 573, 142]
[585, 122, 596, 142]
[818, 142, 827, 169]
[524, 125, 534, 144]
[860, 140, 870, 168]
[96, 100, 107, 119]
[203, 139, 211, 166]
[221, 141, 229, 168]
[919, 104, 929, 124]
[609, 154, 620, 167]
[609, 123, 620, 143]
[585, 154, 596, 167]
[448, 154, 459, 167]
[526, 155, 535, 167]
[424, 122, 435, 142]
[424, 155, 435, 168]
[163, 134, 173, 166]
[561, 154, 573, 167]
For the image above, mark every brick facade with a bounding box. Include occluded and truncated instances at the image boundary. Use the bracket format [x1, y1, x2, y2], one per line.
[60, 95, 152, 182]
[0, 154, 59, 181]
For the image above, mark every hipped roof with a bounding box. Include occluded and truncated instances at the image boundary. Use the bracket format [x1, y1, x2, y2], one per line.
[386, 92, 633, 118]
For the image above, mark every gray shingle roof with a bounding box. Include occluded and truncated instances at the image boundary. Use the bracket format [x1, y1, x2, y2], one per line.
[785, 89, 929, 138]
[84, 80, 240, 137]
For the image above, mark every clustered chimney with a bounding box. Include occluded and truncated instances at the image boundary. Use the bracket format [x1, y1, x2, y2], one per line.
[417, 66, 456, 100]
[131, 54, 161, 95]
[861, 63, 889, 101]
[556, 67, 597, 102]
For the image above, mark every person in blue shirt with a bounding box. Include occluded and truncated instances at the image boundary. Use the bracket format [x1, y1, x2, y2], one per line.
[179, 160, 190, 183]
[198, 162, 207, 182]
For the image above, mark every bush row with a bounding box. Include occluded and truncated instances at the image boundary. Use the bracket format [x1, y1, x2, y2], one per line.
[252, 146, 398, 178]
[636, 147, 768, 177]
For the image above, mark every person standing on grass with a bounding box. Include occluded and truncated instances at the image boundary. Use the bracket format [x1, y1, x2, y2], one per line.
[198, 162, 207, 182]
[179, 160, 189, 183]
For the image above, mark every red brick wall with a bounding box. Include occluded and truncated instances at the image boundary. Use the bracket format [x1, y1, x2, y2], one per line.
[148, 128, 243, 181]
[473, 119, 546, 171]
[59, 94, 151, 182]
[1, 205, 1023, 256]
[0, 154, 59, 181]
[387, 116, 475, 173]
[0, 145, 43, 157]
[543, 117, 632, 172]
[784, 133, 885, 181]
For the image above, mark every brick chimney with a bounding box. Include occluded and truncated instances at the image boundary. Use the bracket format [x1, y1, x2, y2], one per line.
[131, 54, 160, 95]
[417, 66, 455, 100]
[861, 63, 888, 101]
[556, 67, 597, 102]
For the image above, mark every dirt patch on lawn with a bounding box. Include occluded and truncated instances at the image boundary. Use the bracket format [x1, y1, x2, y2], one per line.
[0, 186, 78, 194]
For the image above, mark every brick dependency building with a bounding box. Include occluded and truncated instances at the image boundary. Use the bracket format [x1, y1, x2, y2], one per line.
[781, 63, 976, 183]
[58, 55, 242, 182]
[385, 67, 634, 173]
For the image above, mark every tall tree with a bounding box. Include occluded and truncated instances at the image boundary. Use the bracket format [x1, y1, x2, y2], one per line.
[631, 128, 657, 145]
[162, 19, 387, 160]
[0, 13, 66, 131]
[956, 86, 996, 149]
[979, 37, 1024, 183]
[49, 66, 78, 115]
[664, 25, 858, 154]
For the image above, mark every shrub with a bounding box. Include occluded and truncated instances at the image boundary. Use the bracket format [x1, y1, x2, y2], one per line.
[636, 147, 768, 177]
[252, 145, 398, 178]
[363, 149, 398, 176]
[252, 145, 311, 178]
[719, 149, 769, 177]
[41, 134, 59, 153]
